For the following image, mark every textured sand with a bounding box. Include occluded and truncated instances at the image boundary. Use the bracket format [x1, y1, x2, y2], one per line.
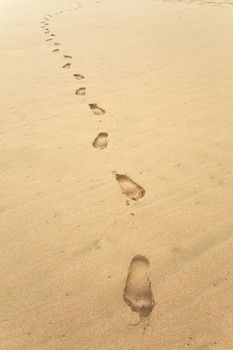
[0, 0, 233, 349]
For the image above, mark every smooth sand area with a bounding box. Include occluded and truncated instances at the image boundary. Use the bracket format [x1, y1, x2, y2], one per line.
[0, 0, 233, 349]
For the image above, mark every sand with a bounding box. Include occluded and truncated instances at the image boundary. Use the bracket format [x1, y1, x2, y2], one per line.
[0, 0, 233, 349]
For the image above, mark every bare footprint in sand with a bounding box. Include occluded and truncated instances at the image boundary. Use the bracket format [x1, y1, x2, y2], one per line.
[73, 73, 84, 80]
[63, 55, 72, 59]
[89, 103, 106, 116]
[75, 87, 86, 95]
[52, 48, 59, 52]
[115, 174, 145, 201]
[46, 38, 52, 41]
[51, 34, 56, 37]
[92, 132, 108, 149]
[54, 42, 61, 46]
[124, 255, 154, 318]
[63, 63, 71, 68]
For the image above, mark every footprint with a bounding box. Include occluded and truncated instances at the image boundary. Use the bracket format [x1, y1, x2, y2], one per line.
[63, 63, 71, 68]
[46, 38, 52, 41]
[115, 174, 145, 201]
[41, 25, 45, 28]
[63, 55, 72, 59]
[75, 87, 86, 95]
[73, 73, 85, 80]
[89, 103, 106, 116]
[51, 34, 56, 37]
[54, 42, 61, 46]
[92, 132, 108, 149]
[52, 48, 59, 52]
[123, 255, 154, 317]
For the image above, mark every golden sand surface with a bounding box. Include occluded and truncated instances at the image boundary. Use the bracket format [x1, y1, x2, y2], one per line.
[0, 0, 233, 349]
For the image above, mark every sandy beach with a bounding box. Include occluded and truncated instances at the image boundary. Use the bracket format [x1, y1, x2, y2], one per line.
[0, 0, 233, 349]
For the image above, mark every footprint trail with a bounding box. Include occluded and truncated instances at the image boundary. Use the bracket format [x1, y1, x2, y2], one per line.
[40, 2, 149, 321]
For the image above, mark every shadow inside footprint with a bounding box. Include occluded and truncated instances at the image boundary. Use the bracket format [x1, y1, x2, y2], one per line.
[63, 63, 71, 68]
[64, 55, 72, 59]
[89, 103, 106, 116]
[52, 48, 59, 52]
[54, 42, 61, 46]
[124, 255, 154, 318]
[92, 132, 108, 149]
[75, 87, 86, 96]
[73, 73, 85, 80]
[116, 174, 145, 201]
